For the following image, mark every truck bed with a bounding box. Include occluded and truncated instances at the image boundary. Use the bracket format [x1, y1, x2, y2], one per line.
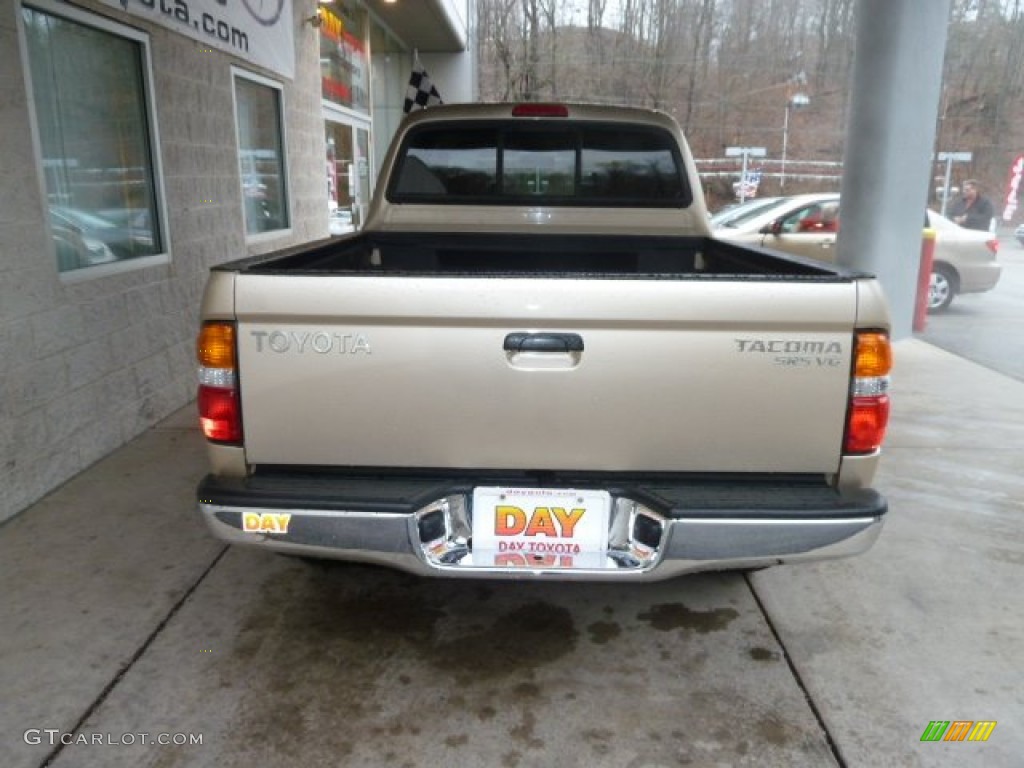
[216, 231, 859, 279]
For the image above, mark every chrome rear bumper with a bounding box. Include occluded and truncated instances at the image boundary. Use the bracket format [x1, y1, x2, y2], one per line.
[198, 472, 886, 581]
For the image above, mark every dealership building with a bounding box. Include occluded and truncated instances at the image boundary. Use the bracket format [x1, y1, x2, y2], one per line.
[0, 0, 474, 521]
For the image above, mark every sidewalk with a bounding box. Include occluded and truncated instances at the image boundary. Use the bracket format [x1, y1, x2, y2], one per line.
[0, 407, 222, 767]
[0, 339, 1021, 767]
[752, 339, 1024, 765]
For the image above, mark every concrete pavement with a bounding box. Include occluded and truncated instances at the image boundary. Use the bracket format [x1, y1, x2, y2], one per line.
[0, 339, 1021, 767]
[920, 232, 1024, 382]
[753, 340, 1024, 766]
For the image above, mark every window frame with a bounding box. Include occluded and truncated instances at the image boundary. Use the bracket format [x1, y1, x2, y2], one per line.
[231, 66, 292, 243]
[18, 0, 171, 282]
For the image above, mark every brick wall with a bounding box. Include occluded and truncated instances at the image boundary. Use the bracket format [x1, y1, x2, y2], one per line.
[0, 0, 328, 522]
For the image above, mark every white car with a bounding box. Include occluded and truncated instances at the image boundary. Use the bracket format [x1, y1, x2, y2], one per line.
[712, 193, 1001, 311]
[709, 197, 788, 228]
[924, 209, 1001, 311]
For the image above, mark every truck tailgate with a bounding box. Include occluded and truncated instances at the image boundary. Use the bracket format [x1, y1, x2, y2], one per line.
[234, 275, 858, 474]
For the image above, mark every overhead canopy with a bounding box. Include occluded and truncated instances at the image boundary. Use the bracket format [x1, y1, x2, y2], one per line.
[363, 0, 467, 52]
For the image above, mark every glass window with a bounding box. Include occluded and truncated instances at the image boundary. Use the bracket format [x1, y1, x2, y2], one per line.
[578, 129, 684, 201]
[369, 20, 407, 178]
[22, 4, 164, 273]
[395, 128, 497, 197]
[325, 119, 372, 231]
[779, 201, 841, 233]
[504, 132, 576, 196]
[319, 3, 369, 113]
[326, 121, 355, 234]
[389, 123, 690, 207]
[234, 72, 289, 236]
[354, 127, 371, 226]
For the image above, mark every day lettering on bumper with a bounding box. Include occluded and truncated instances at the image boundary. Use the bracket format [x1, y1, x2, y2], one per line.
[242, 512, 292, 534]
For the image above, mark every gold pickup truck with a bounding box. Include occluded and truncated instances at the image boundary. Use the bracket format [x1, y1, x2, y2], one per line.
[195, 103, 892, 581]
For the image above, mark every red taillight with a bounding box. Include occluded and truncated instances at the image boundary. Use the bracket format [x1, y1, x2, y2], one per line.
[197, 321, 242, 444]
[844, 395, 891, 453]
[512, 103, 569, 118]
[198, 385, 243, 443]
[985, 238, 999, 255]
[844, 331, 892, 455]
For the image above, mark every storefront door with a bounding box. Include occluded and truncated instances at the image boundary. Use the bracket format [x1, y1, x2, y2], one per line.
[325, 117, 371, 234]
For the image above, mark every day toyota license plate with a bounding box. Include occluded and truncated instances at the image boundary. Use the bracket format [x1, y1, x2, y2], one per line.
[471, 487, 611, 569]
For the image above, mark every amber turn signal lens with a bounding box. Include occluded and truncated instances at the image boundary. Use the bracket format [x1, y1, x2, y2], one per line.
[197, 322, 236, 368]
[855, 332, 892, 378]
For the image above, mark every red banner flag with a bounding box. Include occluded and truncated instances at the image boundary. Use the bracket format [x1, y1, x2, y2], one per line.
[1002, 154, 1024, 221]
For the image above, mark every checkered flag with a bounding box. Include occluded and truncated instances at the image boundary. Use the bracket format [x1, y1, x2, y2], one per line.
[404, 60, 443, 114]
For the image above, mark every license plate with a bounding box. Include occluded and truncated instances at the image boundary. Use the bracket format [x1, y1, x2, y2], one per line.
[471, 487, 611, 569]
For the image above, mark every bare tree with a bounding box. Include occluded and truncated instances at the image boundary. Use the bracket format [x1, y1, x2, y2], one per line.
[474, 0, 1024, 201]
[522, 0, 542, 99]
[683, 0, 716, 132]
[585, 0, 608, 100]
[477, 0, 522, 100]
[814, 0, 854, 89]
[538, 0, 561, 98]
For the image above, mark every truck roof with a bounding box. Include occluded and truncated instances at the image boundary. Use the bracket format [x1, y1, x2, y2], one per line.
[399, 102, 684, 130]
[366, 102, 712, 237]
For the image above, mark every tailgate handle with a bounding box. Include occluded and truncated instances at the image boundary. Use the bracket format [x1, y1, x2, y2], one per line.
[504, 332, 584, 353]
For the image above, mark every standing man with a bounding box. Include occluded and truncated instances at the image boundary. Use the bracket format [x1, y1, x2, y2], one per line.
[949, 179, 995, 230]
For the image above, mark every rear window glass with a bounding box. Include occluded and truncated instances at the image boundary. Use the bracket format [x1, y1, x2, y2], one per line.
[388, 121, 691, 208]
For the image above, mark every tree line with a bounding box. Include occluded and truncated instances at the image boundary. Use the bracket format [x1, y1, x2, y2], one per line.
[476, 0, 1024, 209]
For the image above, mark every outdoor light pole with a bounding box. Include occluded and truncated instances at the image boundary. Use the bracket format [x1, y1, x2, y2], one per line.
[780, 92, 810, 191]
[936, 151, 973, 216]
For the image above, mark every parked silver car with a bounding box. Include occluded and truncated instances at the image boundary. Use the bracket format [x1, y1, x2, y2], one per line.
[924, 209, 1001, 311]
[708, 197, 787, 228]
[712, 193, 1001, 311]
